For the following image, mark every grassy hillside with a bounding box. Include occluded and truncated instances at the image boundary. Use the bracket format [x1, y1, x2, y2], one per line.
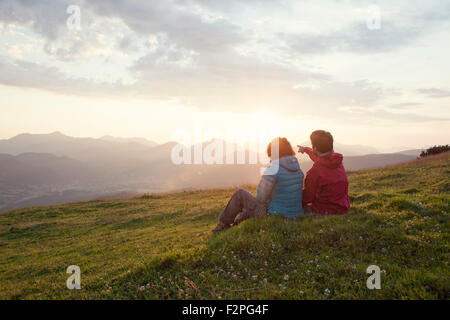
[0, 153, 449, 300]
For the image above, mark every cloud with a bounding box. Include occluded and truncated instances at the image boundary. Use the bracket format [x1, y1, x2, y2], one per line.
[130, 48, 388, 116]
[416, 88, 450, 98]
[0, 0, 251, 65]
[2, 0, 449, 58]
[0, 0, 84, 40]
[129, 47, 325, 112]
[283, 18, 426, 55]
[274, 0, 450, 56]
[0, 0, 448, 124]
[0, 50, 387, 119]
[84, 0, 247, 53]
[0, 58, 128, 96]
[179, 0, 288, 14]
[339, 106, 448, 123]
[389, 102, 423, 108]
[0, 0, 123, 62]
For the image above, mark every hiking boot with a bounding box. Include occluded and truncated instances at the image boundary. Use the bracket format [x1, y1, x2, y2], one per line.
[212, 222, 231, 233]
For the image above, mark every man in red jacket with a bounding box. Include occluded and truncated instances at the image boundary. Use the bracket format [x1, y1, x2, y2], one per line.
[298, 130, 350, 215]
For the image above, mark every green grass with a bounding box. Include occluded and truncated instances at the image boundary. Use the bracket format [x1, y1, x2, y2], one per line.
[0, 153, 449, 300]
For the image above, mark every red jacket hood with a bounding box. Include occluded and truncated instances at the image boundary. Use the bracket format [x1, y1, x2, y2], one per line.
[317, 151, 343, 169]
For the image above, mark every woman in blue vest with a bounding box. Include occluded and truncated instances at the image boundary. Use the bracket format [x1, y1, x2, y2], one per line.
[213, 137, 304, 233]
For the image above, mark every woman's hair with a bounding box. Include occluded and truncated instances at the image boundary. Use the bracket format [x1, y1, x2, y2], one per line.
[310, 130, 334, 153]
[267, 137, 296, 159]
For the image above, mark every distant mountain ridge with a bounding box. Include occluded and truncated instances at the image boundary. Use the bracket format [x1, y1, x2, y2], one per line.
[299, 140, 380, 156]
[397, 149, 423, 156]
[100, 135, 158, 147]
[0, 132, 157, 164]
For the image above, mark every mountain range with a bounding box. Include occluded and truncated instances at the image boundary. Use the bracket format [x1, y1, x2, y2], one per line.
[0, 132, 423, 210]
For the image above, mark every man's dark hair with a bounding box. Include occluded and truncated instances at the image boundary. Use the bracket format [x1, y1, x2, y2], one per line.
[310, 130, 334, 153]
[267, 137, 296, 159]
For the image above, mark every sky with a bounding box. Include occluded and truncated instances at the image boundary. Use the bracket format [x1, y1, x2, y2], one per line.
[0, 0, 449, 152]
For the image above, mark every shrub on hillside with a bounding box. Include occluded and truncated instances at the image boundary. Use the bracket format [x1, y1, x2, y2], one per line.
[419, 145, 450, 158]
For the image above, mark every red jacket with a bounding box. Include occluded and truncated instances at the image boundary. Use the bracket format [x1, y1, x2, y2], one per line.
[303, 148, 350, 214]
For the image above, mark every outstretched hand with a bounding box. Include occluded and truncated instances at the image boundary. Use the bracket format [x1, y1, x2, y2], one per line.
[297, 145, 307, 154]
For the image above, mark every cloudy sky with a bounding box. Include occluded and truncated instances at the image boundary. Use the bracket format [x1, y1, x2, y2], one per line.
[0, 0, 449, 151]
